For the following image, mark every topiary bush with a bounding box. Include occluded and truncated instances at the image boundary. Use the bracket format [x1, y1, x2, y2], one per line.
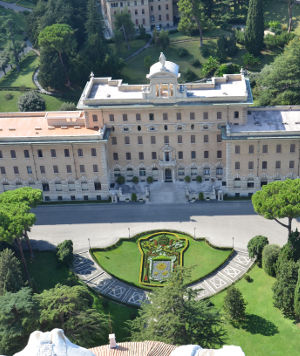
[131, 193, 137, 202]
[262, 244, 280, 277]
[132, 176, 139, 184]
[198, 192, 204, 201]
[247, 235, 269, 267]
[147, 176, 153, 184]
[184, 176, 191, 183]
[18, 91, 46, 112]
[56, 240, 73, 267]
[116, 175, 125, 185]
[192, 59, 201, 68]
[196, 175, 202, 183]
[178, 47, 189, 57]
[4, 93, 13, 100]
[223, 286, 247, 325]
[244, 274, 253, 283]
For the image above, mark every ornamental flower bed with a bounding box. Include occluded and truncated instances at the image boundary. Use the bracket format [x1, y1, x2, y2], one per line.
[138, 232, 189, 286]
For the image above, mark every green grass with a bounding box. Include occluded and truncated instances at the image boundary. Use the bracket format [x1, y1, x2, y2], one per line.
[92, 232, 232, 290]
[0, 52, 39, 89]
[27, 251, 137, 342]
[110, 38, 148, 59]
[212, 266, 300, 356]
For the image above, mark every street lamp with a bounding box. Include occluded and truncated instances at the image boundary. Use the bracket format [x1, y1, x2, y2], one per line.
[128, 227, 131, 238]
[194, 227, 196, 239]
[88, 238, 91, 250]
[232, 236, 235, 249]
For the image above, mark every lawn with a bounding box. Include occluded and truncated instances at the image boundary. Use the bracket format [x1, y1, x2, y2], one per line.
[212, 265, 300, 356]
[27, 251, 137, 342]
[92, 232, 232, 290]
[109, 38, 148, 60]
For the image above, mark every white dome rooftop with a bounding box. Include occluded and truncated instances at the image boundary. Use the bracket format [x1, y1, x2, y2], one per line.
[147, 52, 180, 79]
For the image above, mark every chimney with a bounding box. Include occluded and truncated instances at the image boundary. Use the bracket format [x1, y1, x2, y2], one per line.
[109, 334, 117, 349]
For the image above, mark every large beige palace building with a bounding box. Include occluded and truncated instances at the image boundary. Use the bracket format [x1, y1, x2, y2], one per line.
[0, 54, 299, 201]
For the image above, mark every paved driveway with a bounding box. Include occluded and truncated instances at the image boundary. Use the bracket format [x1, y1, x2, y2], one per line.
[29, 201, 299, 251]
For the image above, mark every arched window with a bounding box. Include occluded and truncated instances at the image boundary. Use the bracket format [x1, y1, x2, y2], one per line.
[139, 168, 146, 177]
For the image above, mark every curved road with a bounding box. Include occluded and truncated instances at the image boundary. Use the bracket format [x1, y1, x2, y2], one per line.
[29, 201, 298, 251]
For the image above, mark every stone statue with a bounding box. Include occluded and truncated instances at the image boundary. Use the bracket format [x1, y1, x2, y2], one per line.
[159, 52, 166, 69]
[13, 329, 95, 356]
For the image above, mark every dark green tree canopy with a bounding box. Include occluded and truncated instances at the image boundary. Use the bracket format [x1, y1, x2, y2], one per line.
[244, 0, 264, 55]
[223, 286, 247, 324]
[247, 235, 269, 267]
[18, 91, 46, 112]
[0, 248, 24, 295]
[252, 179, 300, 236]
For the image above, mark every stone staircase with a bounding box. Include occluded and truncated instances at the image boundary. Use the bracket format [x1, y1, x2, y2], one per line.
[148, 182, 187, 204]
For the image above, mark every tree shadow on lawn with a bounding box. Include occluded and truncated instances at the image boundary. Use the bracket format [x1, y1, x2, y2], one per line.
[242, 314, 279, 336]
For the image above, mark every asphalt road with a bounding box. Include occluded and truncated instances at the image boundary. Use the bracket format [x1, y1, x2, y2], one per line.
[29, 201, 298, 251]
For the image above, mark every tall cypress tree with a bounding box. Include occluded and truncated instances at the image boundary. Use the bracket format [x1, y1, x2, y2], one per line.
[294, 265, 300, 319]
[244, 0, 264, 56]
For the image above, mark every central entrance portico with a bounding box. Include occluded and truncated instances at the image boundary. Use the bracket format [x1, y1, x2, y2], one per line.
[164, 168, 173, 182]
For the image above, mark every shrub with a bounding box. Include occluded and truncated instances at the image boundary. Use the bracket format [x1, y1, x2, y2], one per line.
[268, 20, 282, 34]
[242, 53, 260, 69]
[276, 242, 297, 273]
[244, 274, 253, 282]
[198, 192, 204, 201]
[147, 176, 153, 184]
[132, 176, 139, 184]
[262, 244, 280, 276]
[178, 47, 189, 57]
[264, 32, 295, 50]
[214, 63, 241, 77]
[0, 249, 23, 295]
[183, 69, 198, 82]
[4, 93, 13, 100]
[196, 175, 202, 183]
[59, 102, 77, 111]
[18, 91, 46, 112]
[56, 240, 73, 267]
[247, 235, 269, 267]
[131, 193, 137, 202]
[169, 29, 178, 35]
[192, 59, 201, 68]
[116, 175, 125, 185]
[223, 287, 247, 324]
[201, 56, 220, 77]
[200, 44, 211, 58]
[184, 176, 191, 183]
[154, 30, 170, 50]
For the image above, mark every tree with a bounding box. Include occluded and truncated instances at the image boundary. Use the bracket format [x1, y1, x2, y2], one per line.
[114, 12, 135, 48]
[38, 24, 76, 87]
[247, 235, 269, 267]
[128, 268, 226, 347]
[56, 240, 73, 267]
[154, 30, 170, 50]
[244, 0, 264, 56]
[59, 102, 77, 111]
[252, 179, 300, 237]
[0, 249, 23, 295]
[294, 265, 300, 319]
[273, 260, 298, 318]
[18, 91, 46, 112]
[223, 287, 246, 325]
[287, 0, 296, 32]
[35, 284, 109, 347]
[0, 287, 39, 355]
[262, 244, 281, 277]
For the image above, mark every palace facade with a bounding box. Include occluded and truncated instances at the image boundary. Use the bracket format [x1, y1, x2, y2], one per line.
[0, 54, 299, 201]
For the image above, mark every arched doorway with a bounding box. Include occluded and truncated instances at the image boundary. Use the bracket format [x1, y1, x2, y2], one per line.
[165, 168, 172, 182]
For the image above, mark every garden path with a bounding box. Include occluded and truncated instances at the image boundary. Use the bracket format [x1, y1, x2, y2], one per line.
[73, 247, 254, 306]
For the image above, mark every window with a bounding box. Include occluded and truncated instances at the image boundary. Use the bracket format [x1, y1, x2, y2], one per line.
[191, 124, 195, 130]
[248, 161, 254, 170]
[123, 127, 129, 132]
[216, 167, 223, 175]
[149, 113, 154, 121]
[138, 136, 143, 144]
[123, 114, 128, 121]
[126, 152, 131, 160]
[178, 167, 185, 177]
[113, 153, 118, 161]
[109, 114, 114, 122]
[247, 179, 254, 188]
[81, 182, 88, 191]
[276, 144, 281, 153]
[0, 167, 5, 174]
[142, 8, 144, 14]
[166, 3, 168, 9]
[139, 168, 146, 177]
[40, 166, 45, 174]
[37, 149, 43, 158]
[217, 112, 222, 120]
[0, 151, 2, 159]
[152, 152, 157, 159]
[27, 166, 32, 174]
[166, 13, 169, 20]
[178, 151, 183, 159]
[136, 113, 141, 121]
[178, 135, 182, 144]
[176, 112, 181, 121]
[235, 162, 240, 170]
[204, 135, 209, 143]
[93, 164, 98, 172]
[177, 125, 183, 131]
[290, 144, 296, 153]
[66, 165, 72, 173]
[42, 183, 49, 192]
[78, 149, 83, 157]
[64, 149, 70, 157]
[55, 182, 62, 191]
[158, 4, 161, 10]
[10, 150, 16, 158]
[189, 135, 195, 143]
[151, 136, 156, 144]
[164, 125, 168, 131]
[217, 150, 222, 158]
[191, 167, 197, 177]
[191, 151, 196, 159]
[135, 9, 138, 14]
[125, 136, 130, 144]
[91, 148, 97, 156]
[190, 112, 195, 120]
[275, 161, 281, 169]
[163, 113, 168, 121]
[92, 114, 98, 122]
[204, 151, 209, 159]
[249, 145, 254, 154]
[289, 160, 295, 169]
[262, 161, 267, 169]
[262, 145, 268, 153]
[94, 182, 101, 190]
[215, 135, 221, 144]
[158, 14, 161, 20]
[164, 136, 169, 144]
[80, 165, 85, 173]
[139, 152, 144, 160]
[203, 125, 208, 130]
[13, 166, 19, 174]
[204, 168, 210, 175]
[24, 150, 30, 158]
[53, 165, 59, 173]
[234, 111, 239, 119]
[203, 112, 208, 120]
[50, 149, 56, 158]
[235, 145, 240, 154]
[112, 137, 117, 145]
